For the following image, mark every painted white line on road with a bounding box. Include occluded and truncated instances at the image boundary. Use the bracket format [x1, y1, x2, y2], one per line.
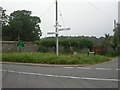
[0, 70, 7, 72]
[78, 77, 119, 82]
[96, 68, 112, 70]
[45, 74, 55, 77]
[63, 67, 74, 69]
[2, 69, 119, 82]
[8, 70, 15, 73]
[78, 67, 91, 70]
[21, 72, 36, 75]
[63, 67, 114, 71]
[116, 69, 120, 71]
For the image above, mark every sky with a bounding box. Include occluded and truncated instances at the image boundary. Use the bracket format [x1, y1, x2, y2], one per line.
[0, 0, 119, 38]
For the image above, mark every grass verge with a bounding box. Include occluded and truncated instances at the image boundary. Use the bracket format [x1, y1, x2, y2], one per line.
[2, 52, 110, 64]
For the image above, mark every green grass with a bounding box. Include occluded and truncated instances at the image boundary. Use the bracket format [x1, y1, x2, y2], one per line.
[0, 53, 2, 61]
[2, 52, 110, 64]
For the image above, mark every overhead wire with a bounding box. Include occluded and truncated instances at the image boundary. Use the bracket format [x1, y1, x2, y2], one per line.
[40, 2, 55, 18]
[58, 9, 66, 27]
[58, 1, 67, 28]
[87, 0, 115, 21]
[58, 2, 73, 51]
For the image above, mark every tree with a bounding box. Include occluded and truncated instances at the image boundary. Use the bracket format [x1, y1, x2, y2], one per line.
[2, 9, 10, 40]
[103, 34, 112, 46]
[83, 39, 93, 51]
[37, 38, 93, 53]
[3, 10, 42, 41]
[113, 23, 120, 50]
[2, 9, 9, 26]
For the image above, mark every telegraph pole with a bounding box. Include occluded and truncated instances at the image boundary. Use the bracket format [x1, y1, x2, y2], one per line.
[55, 0, 59, 56]
[114, 20, 117, 29]
[47, 0, 70, 56]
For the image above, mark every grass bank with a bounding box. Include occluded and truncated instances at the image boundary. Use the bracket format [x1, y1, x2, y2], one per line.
[2, 52, 110, 64]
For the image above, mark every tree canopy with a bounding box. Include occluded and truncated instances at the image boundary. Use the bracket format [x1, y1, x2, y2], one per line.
[114, 24, 120, 43]
[2, 10, 42, 41]
[113, 23, 120, 49]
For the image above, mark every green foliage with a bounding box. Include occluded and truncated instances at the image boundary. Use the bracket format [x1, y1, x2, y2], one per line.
[0, 53, 2, 60]
[112, 23, 120, 50]
[105, 50, 120, 57]
[36, 38, 93, 53]
[37, 40, 56, 48]
[82, 39, 93, 50]
[2, 9, 9, 26]
[101, 24, 120, 56]
[61, 39, 94, 50]
[2, 10, 42, 41]
[2, 52, 110, 64]
[42, 36, 104, 46]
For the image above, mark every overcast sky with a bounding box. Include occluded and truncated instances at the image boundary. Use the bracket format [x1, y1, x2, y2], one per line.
[0, 0, 119, 38]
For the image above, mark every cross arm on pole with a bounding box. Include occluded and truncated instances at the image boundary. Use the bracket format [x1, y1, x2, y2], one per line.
[58, 28, 70, 31]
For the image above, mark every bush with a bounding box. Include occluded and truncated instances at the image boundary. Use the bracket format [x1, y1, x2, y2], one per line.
[2, 52, 110, 64]
[36, 40, 56, 48]
[36, 39, 93, 53]
[105, 50, 120, 57]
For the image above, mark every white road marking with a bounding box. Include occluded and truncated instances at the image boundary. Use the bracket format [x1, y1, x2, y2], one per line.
[78, 67, 91, 70]
[8, 70, 15, 73]
[96, 68, 112, 70]
[0, 70, 7, 72]
[63, 67, 117, 71]
[2, 69, 119, 82]
[116, 69, 120, 71]
[63, 67, 74, 69]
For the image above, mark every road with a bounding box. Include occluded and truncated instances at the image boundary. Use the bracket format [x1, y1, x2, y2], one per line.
[2, 57, 119, 88]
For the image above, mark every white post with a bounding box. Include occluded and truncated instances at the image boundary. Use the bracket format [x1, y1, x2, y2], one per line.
[114, 20, 117, 29]
[56, 32, 59, 56]
[47, 0, 70, 56]
[55, 0, 59, 56]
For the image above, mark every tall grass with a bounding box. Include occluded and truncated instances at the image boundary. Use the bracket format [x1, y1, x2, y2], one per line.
[2, 52, 110, 64]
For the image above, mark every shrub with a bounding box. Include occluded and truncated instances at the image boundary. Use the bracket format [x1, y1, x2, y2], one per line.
[105, 50, 120, 57]
[2, 52, 110, 65]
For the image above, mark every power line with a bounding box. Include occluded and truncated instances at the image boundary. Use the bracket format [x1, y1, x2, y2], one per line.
[58, 8, 66, 27]
[87, 0, 114, 21]
[40, 2, 54, 18]
[58, 4, 72, 52]
[58, 1, 67, 28]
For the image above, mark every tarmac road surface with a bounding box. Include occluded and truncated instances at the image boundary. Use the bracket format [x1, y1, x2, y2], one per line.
[2, 57, 119, 88]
